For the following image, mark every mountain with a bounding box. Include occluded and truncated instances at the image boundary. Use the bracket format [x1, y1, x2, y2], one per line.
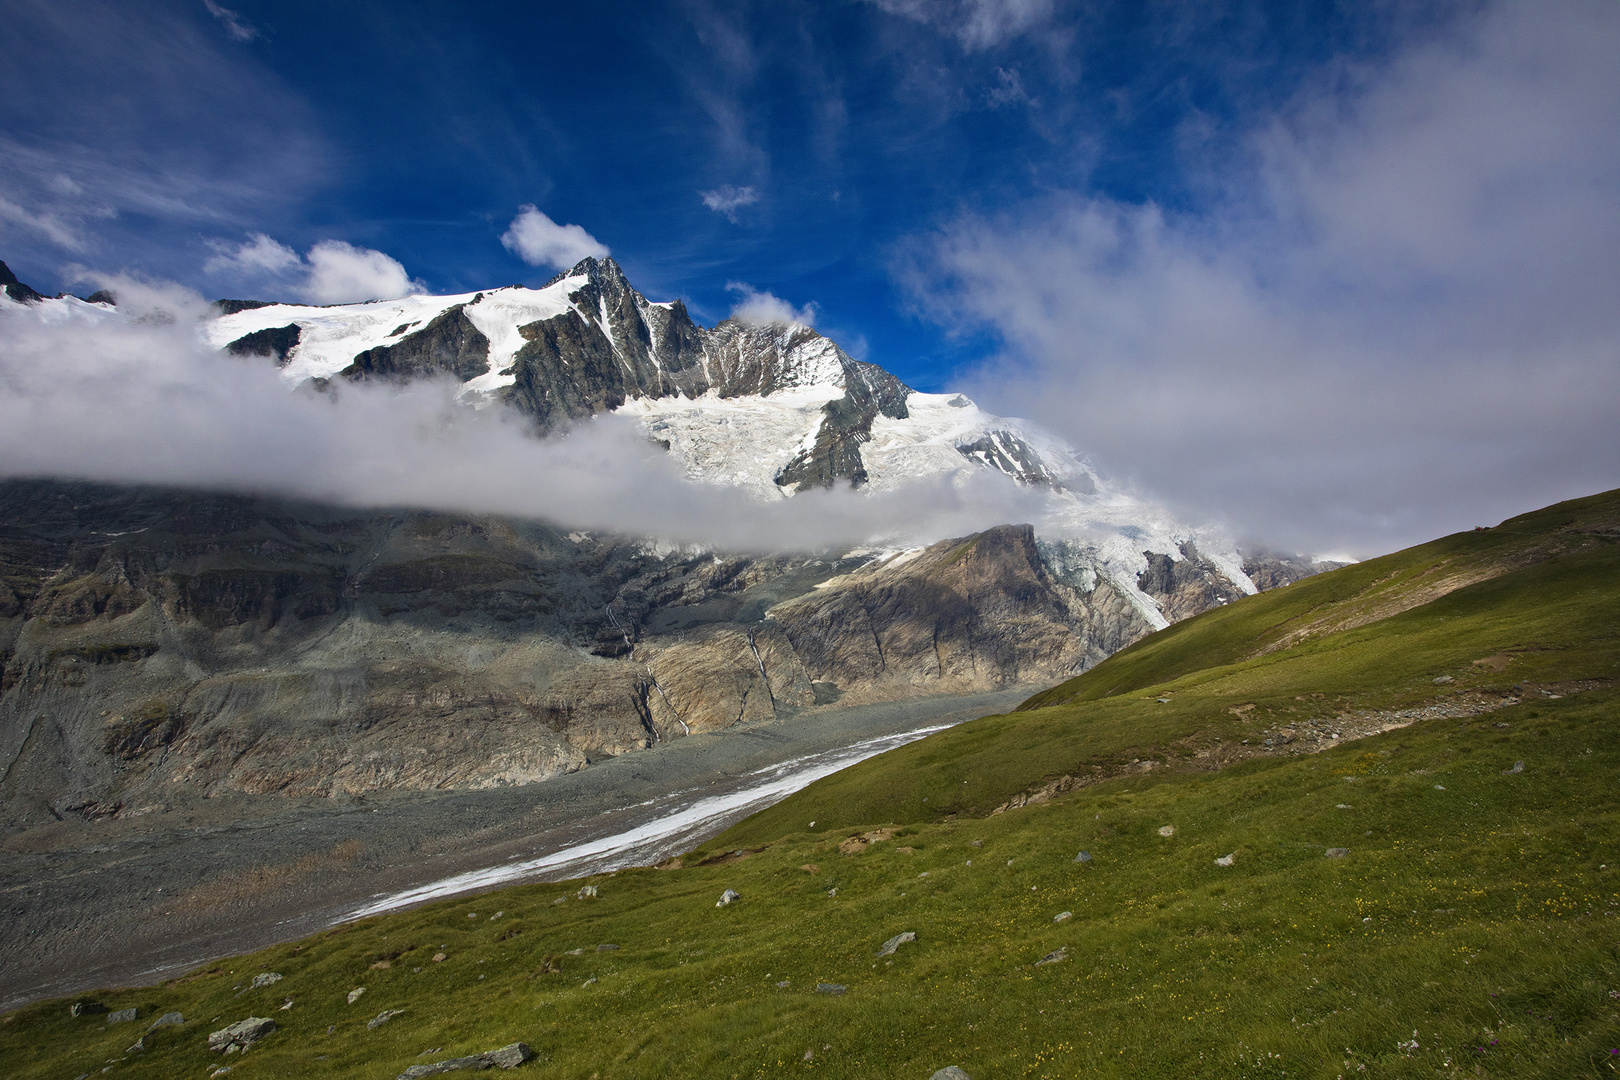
[3, 488, 1613, 1078]
[0, 258, 1337, 826]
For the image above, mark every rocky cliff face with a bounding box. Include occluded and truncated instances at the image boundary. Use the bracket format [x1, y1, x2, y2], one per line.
[0, 480, 1174, 826]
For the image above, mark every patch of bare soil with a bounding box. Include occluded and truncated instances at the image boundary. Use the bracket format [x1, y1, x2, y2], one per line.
[991, 681, 1606, 814]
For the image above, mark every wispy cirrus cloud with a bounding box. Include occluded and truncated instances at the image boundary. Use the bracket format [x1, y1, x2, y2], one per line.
[202, 0, 258, 42]
[867, 0, 1054, 51]
[699, 184, 761, 223]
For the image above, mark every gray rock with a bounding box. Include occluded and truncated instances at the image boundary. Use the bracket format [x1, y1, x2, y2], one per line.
[148, 1012, 184, 1031]
[1214, 853, 1235, 867]
[1073, 850, 1092, 863]
[876, 931, 916, 957]
[717, 889, 740, 907]
[1504, 760, 1524, 774]
[225, 324, 301, 365]
[1052, 911, 1073, 923]
[814, 983, 847, 995]
[931, 1069, 974, 1080]
[368, 1009, 406, 1029]
[208, 1017, 276, 1053]
[1433, 675, 1454, 684]
[595, 943, 619, 952]
[576, 885, 598, 899]
[1325, 848, 1350, 858]
[250, 972, 283, 989]
[347, 986, 367, 1004]
[71, 1000, 108, 1017]
[396, 1042, 533, 1078]
[107, 1008, 137, 1024]
[1034, 947, 1068, 967]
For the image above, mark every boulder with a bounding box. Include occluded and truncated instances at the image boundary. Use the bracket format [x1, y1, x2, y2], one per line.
[576, 885, 598, 899]
[716, 889, 740, 907]
[1052, 911, 1073, 923]
[148, 1012, 184, 1031]
[1073, 850, 1091, 863]
[368, 1009, 406, 1029]
[208, 1017, 276, 1053]
[108, 1008, 137, 1024]
[396, 1041, 534, 1078]
[70, 1001, 108, 1017]
[931, 1069, 974, 1080]
[876, 931, 916, 957]
[348, 987, 367, 1004]
[1034, 947, 1068, 967]
[1214, 853, 1235, 867]
[250, 972, 283, 988]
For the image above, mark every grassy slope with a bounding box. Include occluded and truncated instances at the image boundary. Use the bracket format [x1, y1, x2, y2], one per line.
[2, 492, 1617, 1080]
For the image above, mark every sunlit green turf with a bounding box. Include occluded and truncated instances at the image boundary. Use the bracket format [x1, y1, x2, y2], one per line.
[3, 491, 1616, 1079]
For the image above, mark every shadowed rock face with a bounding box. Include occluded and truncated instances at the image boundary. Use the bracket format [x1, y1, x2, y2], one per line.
[0, 260, 46, 305]
[224, 324, 301, 365]
[342, 305, 491, 383]
[0, 481, 1179, 826]
[1241, 549, 1349, 591]
[1136, 542, 1250, 622]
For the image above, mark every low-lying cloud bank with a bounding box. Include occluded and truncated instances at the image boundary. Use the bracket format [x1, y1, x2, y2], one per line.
[0, 280, 1041, 553]
[908, 1, 1620, 556]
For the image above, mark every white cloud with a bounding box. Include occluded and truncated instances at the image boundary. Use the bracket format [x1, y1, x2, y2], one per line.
[303, 240, 420, 304]
[203, 235, 421, 304]
[726, 282, 817, 327]
[0, 287, 1040, 553]
[868, 0, 1053, 50]
[902, 1, 1620, 556]
[203, 232, 300, 276]
[699, 184, 761, 223]
[0, 192, 85, 251]
[202, 0, 258, 42]
[500, 205, 609, 270]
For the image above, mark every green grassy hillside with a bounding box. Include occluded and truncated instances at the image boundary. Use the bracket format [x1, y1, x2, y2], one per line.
[3, 491, 1617, 1080]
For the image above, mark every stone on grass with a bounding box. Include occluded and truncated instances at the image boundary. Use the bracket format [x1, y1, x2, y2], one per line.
[1325, 848, 1350, 858]
[107, 1008, 138, 1024]
[250, 972, 283, 989]
[815, 983, 847, 995]
[148, 1012, 184, 1031]
[576, 885, 598, 899]
[1034, 947, 1068, 967]
[1073, 850, 1091, 863]
[876, 931, 916, 957]
[208, 1017, 276, 1053]
[1504, 760, 1524, 774]
[717, 889, 740, 907]
[1053, 911, 1072, 923]
[70, 1000, 108, 1017]
[931, 1068, 974, 1080]
[1157, 825, 1175, 837]
[369, 1010, 406, 1029]
[1215, 853, 1235, 867]
[396, 1042, 533, 1078]
[1433, 675, 1454, 684]
[596, 943, 619, 952]
[348, 986, 367, 1004]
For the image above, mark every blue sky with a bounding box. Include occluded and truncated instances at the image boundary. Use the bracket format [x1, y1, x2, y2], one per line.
[2, 1, 1617, 553]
